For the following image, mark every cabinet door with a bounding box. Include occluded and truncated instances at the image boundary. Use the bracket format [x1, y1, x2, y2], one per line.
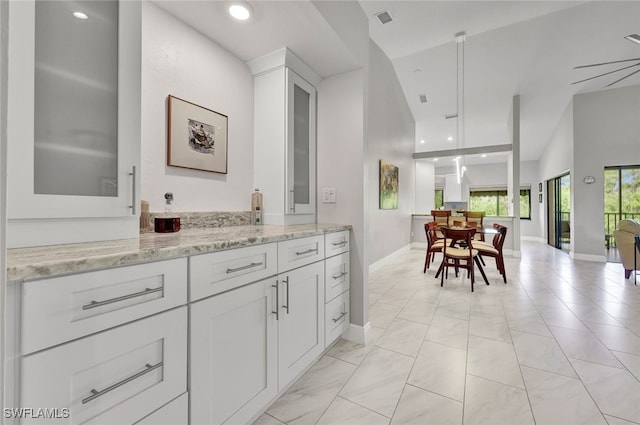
[190, 277, 278, 425]
[285, 68, 316, 215]
[278, 261, 325, 390]
[6, 0, 141, 247]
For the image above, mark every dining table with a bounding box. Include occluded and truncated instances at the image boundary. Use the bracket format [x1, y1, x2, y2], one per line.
[436, 226, 490, 286]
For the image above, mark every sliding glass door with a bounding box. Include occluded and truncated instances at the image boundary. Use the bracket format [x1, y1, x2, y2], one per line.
[547, 173, 571, 251]
[604, 166, 640, 250]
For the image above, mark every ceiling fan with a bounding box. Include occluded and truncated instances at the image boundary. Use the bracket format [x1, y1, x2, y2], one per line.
[572, 34, 640, 88]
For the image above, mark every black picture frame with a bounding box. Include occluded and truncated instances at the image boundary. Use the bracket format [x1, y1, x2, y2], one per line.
[538, 182, 542, 192]
[539, 193, 543, 203]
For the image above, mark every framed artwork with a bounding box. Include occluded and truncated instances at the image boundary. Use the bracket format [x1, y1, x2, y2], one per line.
[539, 182, 543, 192]
[167, 95, 228, 174]
[379, 160, 399, 209]
[539, 193, 543, 203]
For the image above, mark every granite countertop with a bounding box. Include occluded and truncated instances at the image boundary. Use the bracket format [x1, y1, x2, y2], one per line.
[7, 223, 351, 282]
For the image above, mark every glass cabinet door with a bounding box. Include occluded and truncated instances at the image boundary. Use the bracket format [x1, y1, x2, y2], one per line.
[285, 69, 316, 215]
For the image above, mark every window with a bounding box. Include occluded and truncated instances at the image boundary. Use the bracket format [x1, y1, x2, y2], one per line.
[604, 166, 640, 236]
[469, 189, 531, 219]
[435, 189, 444, 209]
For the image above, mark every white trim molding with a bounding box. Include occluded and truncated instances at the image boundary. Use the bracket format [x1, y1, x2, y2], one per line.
[344, 322, 372, 346]
[570, 252, 606, 262]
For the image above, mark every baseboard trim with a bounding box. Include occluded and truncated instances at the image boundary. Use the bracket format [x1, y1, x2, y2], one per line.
[570, 252, 606, 262]
[411, 242, 426, 250]
[369, 244, 411, 273]
[521, 236, 545, 243]
[344, 322, 372, 346]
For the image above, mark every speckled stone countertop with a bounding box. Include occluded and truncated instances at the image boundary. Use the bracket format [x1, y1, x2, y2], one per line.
[7, 223, 351, 282]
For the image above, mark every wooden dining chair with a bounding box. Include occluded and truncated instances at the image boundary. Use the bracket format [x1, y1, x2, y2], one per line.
[431, 210, 451, 238]
[435, 227, 489, 292]
[473, 224, 508, 283]
[423, 222, 444, 272]
[464, 211, 485, 241]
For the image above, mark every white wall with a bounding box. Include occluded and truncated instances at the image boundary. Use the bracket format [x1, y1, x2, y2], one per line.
[367, 41, 416, 265]
[572, 84, 640, 260]
[520, 160, 542, 239]
[317, 69, 368, 326]
[141, 3, 254, 212]
[415, 161, 435, 213]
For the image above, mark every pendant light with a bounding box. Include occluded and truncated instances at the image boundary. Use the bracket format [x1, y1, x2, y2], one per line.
[455, 31, 466, 184]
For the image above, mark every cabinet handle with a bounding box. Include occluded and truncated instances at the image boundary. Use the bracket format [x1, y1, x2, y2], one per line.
[272, 282, 279, 320]
[332, 311, 348, 323]
[82, 286, 163, 310]
[332, 240, 348, 246]
[129, 165, 137, 215]
[282, 276, 290, 314]
[226, 261, 263, 274]
[332, 271, 348, 280]
[295, 248, 318, 256]
[82, 361, 162, 404]
[290, 190, 295, 212]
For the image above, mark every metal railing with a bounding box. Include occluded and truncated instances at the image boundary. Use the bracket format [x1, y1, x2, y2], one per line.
[605, 212, 639, 247]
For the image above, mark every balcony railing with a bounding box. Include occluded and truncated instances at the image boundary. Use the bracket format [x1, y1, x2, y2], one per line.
[605, 212, 639, 247]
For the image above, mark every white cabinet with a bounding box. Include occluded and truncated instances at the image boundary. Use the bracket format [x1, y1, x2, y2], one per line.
[324, 232, 350, 346]
[135, 393, 188, 425]
[190, 277, 278, 425]
[277, 260, 325, 390]
[21, 307, 187, 425]
[6, 0, 141, 248]
[251, 48, 319, 225]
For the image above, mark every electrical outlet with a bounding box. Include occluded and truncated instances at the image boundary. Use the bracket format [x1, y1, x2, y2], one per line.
[323, 188, 337, 203]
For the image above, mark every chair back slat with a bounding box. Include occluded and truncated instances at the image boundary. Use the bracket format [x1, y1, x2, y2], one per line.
[431, 210, 451, 226]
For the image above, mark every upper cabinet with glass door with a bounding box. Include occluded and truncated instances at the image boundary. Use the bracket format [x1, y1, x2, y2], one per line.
[6, 0, 141, 248]
[250, 48, 319, 225]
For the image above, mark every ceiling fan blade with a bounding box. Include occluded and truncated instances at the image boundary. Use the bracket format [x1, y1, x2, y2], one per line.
[605, 67, 640, 87]
[574, 58, 640, 69]
[571, 62, 640, 85]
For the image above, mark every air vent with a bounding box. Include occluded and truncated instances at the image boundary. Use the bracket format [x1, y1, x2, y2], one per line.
[418, 94, 427, 104]
[374, 11, 393, 24]
[445, 114, 458, 120]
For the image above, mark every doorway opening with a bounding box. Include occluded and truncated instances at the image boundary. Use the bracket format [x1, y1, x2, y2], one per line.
[547, 173, 571, 252]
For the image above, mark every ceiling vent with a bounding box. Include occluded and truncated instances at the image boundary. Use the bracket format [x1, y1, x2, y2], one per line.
[374, 11, 393, 24]
[418, 94, 428, 104]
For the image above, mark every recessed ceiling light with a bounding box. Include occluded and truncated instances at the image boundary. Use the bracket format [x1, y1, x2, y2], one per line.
[481, 154, 487, 158]
[73, 11, 88, 20]
[447, 136, 453, 141]
[624, 34, 640, 44]
[433, 158, 438, 162]
[229, 4, 251, 21]
[420, 139, 425, 144]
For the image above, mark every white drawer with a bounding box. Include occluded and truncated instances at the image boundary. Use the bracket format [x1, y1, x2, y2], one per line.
[325, 290, 349, 347]
[325, 230, 349, 257]
[135, 392, 188, 425]
[22, 258, 187, 355]
[325, 252, 350, 302]
[278, 235, 325, 272]
[190, 243, 277, 301]
[21, 307, 187, 425]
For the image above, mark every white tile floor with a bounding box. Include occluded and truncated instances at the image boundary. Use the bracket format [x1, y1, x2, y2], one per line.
[255, 241, 640, 425]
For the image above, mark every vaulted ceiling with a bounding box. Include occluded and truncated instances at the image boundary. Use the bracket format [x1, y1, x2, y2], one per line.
[154, 1, 640, 164]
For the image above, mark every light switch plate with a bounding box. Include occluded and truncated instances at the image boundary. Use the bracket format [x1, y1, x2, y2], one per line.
[323, 188, 337, 203]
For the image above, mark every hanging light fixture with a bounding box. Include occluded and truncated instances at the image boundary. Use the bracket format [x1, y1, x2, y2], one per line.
[454, 31, 466, 184]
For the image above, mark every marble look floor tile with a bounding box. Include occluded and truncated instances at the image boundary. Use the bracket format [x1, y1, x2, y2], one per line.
[425, 315, 469, 350]
[316, 396, 390, 425]
[611, 350, 640, 381]
[463, 374, 535, 425]
[369, 302, 403, 329]
[511, 331, 576, 377]
[327, 327, 384, 366]
[369, 290, 386, 306]
[267, 355, 356, 425]
[603, 415, 640, 425]
[339, 347, 414, 417]
[565, 302, 623, 326]
[375, 318, 428, 357]
[536, 305, 588, 330]
[571, 359, 640, 423]
[469, 312, 512, 343]
[381, 287, 416, 307]
[549, 325, 623, 368]
[467, 335, 524, 389]
[434, 302, 471, 321]
[410, 285, 443, 304]
[585, 322, 640, 354]
[407, 340, 466, 401]
[397, 299, 437, 324]
[521, 366, 606, 425]
[390, 384, 463, 425]
[252, 413, 285, 425]
[506, 313, 553, 337]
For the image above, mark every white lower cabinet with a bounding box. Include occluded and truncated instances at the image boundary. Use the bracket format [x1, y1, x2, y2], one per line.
[135, 393, 188, 425]
[277, 261, 325, 391]
[20, 307, 187, 425]
[190, 277, 278, 425]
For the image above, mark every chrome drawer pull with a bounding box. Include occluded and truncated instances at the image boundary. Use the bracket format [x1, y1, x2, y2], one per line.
[282, 276, 290, 314]
[129, 165, 136, 215]
[226, 261, 264, 274]
[272, 282, 279, 320]
[295, 248, 318, 256]
[332, 271, 348, 280]
[332, 311, 347, 323]
[82, 361, 163, 404]
[82, 287, 163, 310]
[332, 240, 348, 246]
